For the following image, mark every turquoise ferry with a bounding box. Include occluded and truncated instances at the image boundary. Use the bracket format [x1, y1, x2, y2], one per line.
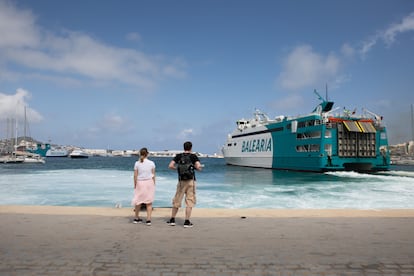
[222, 90, 390, 172]
[26, 143, 51, 157]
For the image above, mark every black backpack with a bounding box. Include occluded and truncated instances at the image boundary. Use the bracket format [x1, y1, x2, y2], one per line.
[177, 154, 195, 180]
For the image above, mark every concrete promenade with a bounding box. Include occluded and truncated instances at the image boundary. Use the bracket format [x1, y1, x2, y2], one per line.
[1, 206, 414, 275]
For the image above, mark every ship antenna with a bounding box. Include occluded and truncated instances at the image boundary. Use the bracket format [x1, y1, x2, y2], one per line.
[325, 83, 328, 101]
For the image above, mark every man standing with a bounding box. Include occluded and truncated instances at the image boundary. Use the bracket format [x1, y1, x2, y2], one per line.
[167, 141, 202, 228]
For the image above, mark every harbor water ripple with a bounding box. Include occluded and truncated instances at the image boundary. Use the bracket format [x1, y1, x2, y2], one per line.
[1, 157, 414, 209]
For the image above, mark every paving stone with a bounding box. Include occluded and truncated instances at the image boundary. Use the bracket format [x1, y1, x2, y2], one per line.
[1, 214, 414, 275]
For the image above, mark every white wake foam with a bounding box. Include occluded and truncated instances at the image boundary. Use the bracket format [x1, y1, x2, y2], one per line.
[1, 167, 414, 209]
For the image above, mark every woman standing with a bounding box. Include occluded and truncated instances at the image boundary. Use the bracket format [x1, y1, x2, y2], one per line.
[131, 148, 156, 225]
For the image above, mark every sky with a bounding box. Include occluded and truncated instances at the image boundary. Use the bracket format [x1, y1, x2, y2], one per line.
[0, 0, 414, 154]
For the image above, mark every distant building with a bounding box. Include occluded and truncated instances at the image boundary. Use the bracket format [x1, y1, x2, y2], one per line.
[389, 141, 414, 157]
[409, 141, 414, 155]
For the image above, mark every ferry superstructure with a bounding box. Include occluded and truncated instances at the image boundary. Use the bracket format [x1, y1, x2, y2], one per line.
[46, 147, 69, 157]
[222, 91, 390, 172]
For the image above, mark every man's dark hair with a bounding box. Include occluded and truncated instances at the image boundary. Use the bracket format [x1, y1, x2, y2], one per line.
[183, 141, 192, 151]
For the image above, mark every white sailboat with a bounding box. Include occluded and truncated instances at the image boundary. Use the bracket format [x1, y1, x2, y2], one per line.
[0, 118, 25, 163]
[1, 107, 46, 164]
[14, 150, 45, 164]
[21, 107, 45, 163]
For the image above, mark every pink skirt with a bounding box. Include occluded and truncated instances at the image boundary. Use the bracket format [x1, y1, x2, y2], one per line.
[131, 179, 155, 206]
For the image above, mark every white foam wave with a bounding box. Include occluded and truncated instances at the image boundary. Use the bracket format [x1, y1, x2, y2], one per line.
[325, 171, 364, 178]
[0, 169, 177, 208]
[378, 170, 414, 178]
[325, 170, 414, 183]
[1, 167, 414, 209]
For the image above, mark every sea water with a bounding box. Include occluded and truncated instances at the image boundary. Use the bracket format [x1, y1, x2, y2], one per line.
[1, 156, 414, 209]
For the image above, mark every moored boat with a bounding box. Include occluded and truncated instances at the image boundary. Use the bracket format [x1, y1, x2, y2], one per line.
[26, 143, 51, 157]
[46, 147, 69, 157]
[69, 149, 89, 158]
[0, 151, 45, 164]
[14, 151, 46, 164]
[222, 90, 390, 172]
[0, 155, 24, 163]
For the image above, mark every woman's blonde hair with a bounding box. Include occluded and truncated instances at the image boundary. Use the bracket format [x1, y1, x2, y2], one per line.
[139, 147, 148, 162]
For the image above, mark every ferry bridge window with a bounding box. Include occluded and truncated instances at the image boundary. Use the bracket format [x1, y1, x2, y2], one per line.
[296, 144, 320, 152]
[298, 121, 306, 128]
[296, 131, 321, 140]
[296, 145, 307, 152]
[310, 144, 320, 152]
[297, 119, 321, 128]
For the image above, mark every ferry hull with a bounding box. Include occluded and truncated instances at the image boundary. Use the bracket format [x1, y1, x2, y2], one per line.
[224, 156, 273, 169]
[223, 128, 273, 168]
[26, 143, 51, 157]
[223, 154, 389, 172]
[46, 149, 69, 157]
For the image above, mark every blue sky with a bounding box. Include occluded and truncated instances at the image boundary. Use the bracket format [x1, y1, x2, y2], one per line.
[1, 0, 414, 154]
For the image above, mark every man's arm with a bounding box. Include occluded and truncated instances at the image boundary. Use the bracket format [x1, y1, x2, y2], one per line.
[194, 160, 202, 171]
[168, 160, 176, 170]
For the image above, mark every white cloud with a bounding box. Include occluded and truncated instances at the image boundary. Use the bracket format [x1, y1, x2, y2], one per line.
[360, 36, 378, 57]
[177, 128, 194, 140]
[101, 113, 127, 130]
[277, 45, 340, 91]
[126, 32, 142, 42]
[163, 64, 188, 79]
[95, 112, 132, 133]
[341, 43, 355, 58]
[360, 12, 414, 57]
[0, 1, 40, 48]
[0, 89, 43, 122]
[277, 12, 414, 93]
[383, 12, 414, 45]
[0, 2, 187, 90]
[81, 112, 133, 144]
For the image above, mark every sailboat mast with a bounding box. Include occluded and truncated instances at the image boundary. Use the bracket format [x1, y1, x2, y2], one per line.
[14, 118, 18, 155]
[24, 106, 27, 146]
[7, 118, 11, 152]
[411, 104, 414, 142]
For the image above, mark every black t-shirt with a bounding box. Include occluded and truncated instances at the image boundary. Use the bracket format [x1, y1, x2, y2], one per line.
[173, 153, 200, 180]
